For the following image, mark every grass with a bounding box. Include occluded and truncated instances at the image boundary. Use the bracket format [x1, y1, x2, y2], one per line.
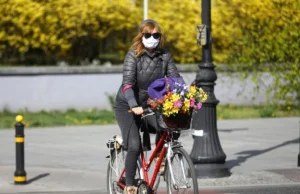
[217, 104, 299, 119]
[0, 105, 299, 129]
[0, 109, 116, 129]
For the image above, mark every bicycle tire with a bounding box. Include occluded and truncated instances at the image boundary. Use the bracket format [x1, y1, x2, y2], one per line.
[107, 148, 126, 194]
[165, 147, 198, 194]
[107, 148, 142, 194]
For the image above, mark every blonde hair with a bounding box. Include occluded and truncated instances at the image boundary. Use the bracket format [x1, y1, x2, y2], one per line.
[130, 22, 164, 56]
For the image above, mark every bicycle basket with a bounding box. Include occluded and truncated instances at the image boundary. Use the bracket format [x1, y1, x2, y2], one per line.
[155, 112, 191, 130]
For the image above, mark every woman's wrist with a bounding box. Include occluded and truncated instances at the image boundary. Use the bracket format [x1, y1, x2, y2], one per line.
[128, 99, 138, 109]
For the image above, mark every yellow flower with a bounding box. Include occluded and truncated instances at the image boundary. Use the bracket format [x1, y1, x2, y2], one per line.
[163, 98, 181, 117]
[199, 87, 208, 101]
[201, 93, 208, 102]
[163, 100, 173, 111]
[190, 85, 196, 94]
[183, 99, 190, 112]
[163, 108, 172, 117]
[171, 106, 179, 114]
[171, 94, 180, 102]
[163, 112, 169, 116]
[187, 86, 197, 98]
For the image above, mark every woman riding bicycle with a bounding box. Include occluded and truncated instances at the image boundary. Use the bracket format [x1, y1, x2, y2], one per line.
[113, 19, 181, 194]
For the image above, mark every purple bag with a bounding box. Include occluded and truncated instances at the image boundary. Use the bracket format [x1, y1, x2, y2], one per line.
[147, 77, 185, 100]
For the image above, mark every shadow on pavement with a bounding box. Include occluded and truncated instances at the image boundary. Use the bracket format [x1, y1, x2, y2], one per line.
[26, 173, 50, 184]
[218, 128, 248, 133]
[226, 137, 299, 169]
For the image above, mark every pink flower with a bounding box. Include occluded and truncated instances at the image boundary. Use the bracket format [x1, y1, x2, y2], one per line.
[174, 100, 182, 108]
[195, 102, 202, 109]
[190, 98, 195, 107]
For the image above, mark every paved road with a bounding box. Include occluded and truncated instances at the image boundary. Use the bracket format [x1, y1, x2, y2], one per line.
[1, 117, 300, 193]
[220, 184, 300, 194]
[9, 184, 300, 194]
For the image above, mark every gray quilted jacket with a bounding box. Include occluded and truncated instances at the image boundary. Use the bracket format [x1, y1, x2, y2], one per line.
[114, 48, 180, 109]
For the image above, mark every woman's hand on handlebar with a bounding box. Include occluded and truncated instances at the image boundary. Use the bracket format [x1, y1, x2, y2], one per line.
[131, 106, 144, 115]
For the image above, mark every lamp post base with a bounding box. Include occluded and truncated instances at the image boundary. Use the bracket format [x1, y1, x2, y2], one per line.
[194, 163, 231, 178]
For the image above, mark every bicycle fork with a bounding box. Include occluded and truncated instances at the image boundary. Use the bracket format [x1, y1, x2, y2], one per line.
[166, 144, 190, 190]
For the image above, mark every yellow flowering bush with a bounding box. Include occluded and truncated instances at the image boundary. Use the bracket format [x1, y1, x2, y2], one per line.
[0, 0, 139, 64]
[212, 0, 300, 105]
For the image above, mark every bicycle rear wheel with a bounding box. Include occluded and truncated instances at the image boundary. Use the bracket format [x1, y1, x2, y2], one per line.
[107, 148, 142, 194]
[165, 147, 198, 194]
[107, 148, 126, 194]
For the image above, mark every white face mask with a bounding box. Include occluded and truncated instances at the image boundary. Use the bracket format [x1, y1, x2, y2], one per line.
[142, 36, 160, 49]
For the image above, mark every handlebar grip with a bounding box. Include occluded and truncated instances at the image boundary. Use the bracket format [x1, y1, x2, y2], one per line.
[128, 108, 154, 114]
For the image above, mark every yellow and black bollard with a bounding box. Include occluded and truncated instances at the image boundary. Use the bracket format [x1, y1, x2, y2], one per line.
[14, 115, 27, 184]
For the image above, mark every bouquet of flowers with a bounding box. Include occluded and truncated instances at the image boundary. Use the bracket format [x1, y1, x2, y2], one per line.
[147, 77, 208, 129]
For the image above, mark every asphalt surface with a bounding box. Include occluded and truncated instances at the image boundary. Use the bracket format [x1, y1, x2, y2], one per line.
[8, 184, 300, 194]
[1, 117, 300, 194]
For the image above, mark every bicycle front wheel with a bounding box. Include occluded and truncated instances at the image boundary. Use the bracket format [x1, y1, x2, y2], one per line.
[165, 147, 198, 194]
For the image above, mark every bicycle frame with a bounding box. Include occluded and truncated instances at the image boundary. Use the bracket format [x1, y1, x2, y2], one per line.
[117, 130, 169, 190]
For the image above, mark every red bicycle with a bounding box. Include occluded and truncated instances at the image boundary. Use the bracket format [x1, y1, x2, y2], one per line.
[106, 108, 198, 194]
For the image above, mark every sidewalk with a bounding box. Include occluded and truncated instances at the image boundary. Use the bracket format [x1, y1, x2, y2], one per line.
[0, 117, 299, 193]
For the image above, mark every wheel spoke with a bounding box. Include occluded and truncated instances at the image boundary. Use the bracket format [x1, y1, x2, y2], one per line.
[166, 147, 198, 194]
[107, 149, 126, 194]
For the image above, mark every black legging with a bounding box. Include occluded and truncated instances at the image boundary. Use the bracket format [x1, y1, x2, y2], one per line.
[114, 109, 161, 186]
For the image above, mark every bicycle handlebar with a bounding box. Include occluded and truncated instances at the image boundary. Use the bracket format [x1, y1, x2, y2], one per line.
[128, 107, 155, 119]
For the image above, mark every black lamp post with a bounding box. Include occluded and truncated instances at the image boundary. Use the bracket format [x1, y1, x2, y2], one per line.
[190, 0, 230, 178]
[297, 121, 300, 167]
